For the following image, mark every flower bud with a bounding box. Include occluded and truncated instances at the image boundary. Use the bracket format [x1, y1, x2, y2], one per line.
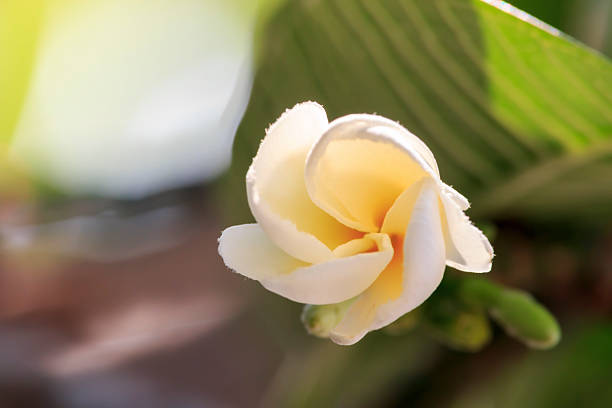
[490, 290, 561, 349]
[301, 300, 353, 339]
[459, 278, 561, 349]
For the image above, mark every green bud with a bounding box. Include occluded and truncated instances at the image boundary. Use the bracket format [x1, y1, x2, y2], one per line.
[458, 277, 561, 349]
[490, 290, 561, 349]
[301, 299, 354, 338]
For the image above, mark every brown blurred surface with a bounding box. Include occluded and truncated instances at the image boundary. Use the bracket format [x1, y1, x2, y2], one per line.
[0, 191, 283, 408]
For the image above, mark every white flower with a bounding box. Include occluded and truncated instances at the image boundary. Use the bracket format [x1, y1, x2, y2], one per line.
[9, 0, 254, 198]
[219, 102, 493, 345]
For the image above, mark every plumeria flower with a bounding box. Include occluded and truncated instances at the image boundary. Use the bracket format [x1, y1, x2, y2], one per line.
[219, 102, 493, 345]
[8, 0, 254, 198]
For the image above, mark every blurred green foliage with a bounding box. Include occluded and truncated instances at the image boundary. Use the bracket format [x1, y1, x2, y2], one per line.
[452, 324, 612, 408]
[223, 0, 612, 226]
[509, 0, 612, 56]
[420, 291, 493, 352]
[260, 327, 439, 407]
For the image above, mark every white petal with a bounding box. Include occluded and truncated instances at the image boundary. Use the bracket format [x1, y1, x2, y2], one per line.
[440, 190, 493, 273]
[218, 224, 308, 280]
[10, 0, 254, 198]
[330, 180, 446, 345]
[305, 114, 438, 232]
[439, 182, 470, 211]
[247, 102, 359, 264]
[219, 224, 394, 305]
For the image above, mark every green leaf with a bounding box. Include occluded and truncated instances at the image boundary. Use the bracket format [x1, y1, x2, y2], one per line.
[222, 0, 612, 224]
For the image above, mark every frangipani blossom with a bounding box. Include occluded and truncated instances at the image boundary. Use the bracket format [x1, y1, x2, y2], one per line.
[219, 102, 493, 345]
[8, 0, 254, 198]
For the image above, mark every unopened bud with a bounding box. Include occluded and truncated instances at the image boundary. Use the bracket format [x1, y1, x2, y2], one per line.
[491, 290, 561, 349]
[301, 299, 353, 338]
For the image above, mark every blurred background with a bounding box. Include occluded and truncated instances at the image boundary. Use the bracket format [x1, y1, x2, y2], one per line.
[1, 0, 611, 407]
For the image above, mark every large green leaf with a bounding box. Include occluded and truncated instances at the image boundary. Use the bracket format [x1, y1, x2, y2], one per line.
[222, 0, 612, 225]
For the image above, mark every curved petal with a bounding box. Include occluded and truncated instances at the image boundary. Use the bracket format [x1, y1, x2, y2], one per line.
[440, 190, 494, 273]
[219, 223, 308, 279]
[305, 114, 437, 232]
[439, 182, 470, 211]
[247, 102, 359, 264]
[330, 180, 446, 345]
[219, 224, 394, 305]
[380, 178, 428, 235]
[10, 0, 255, 198]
